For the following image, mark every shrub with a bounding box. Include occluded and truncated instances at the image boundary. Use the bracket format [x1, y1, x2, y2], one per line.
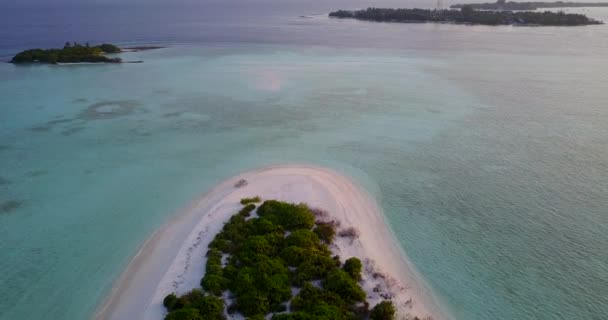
[178, 289, 205, 308]
[257, 200, 315, 230]
[201, 274, 225, 296]
[285, 229, 320, 250]
[250, 218, 284, 235]
[237, 290, 270, 316]
[310, 208, 329, 219]
[165, 308, 203, 320]
[313, 223, 336, 243]
[343, 257, 363, 280]
[163, 290, 225, 319]
[192, 295, 225, 320]
[281, 245, 308, 266]
[163, 293, 179, 311]
[338, 227, 360, 241]
[238, 203, 257, 217]
[370, 300, 396, 320]
[241, 196, 261, 205]
[322, 269, 366, 303]
[292, 254, 338, 286]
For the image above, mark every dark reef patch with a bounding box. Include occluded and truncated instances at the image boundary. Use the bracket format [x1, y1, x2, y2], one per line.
[129, 127, 152, 136]
[47, 118, 75, 126]
[0, 177, 10, 186]
[1, 200, 22, 214]
[72, 98, 89, 103]
[163, 111, 184, 118]
[28, 124, 53, 132]
[26, 170, 48, 178]
[78, 100, 142, 120]
[61, 126, 86, 136]
[29, 118, 78, 133]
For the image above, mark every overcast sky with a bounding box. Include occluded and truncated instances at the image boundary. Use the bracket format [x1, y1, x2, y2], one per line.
[4, 0, 608, 7]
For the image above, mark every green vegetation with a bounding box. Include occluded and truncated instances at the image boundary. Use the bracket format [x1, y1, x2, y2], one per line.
[451, 0, 608, 11]
[329, 7, 603, 26]
[240, 196, 261, 205]
[313, 222, 337, 244]
[165, 200, 395, 319]
[370, 300, 396, 320]
[343, 257, 363, 281]
[10, 42, 122, 64]
[163, 289, 225, 320]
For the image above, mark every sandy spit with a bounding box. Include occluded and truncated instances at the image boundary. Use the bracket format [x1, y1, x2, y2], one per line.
[94, 165, 449, 320]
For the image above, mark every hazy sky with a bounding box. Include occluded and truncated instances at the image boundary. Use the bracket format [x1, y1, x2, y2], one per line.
[5, 0, 608, 5]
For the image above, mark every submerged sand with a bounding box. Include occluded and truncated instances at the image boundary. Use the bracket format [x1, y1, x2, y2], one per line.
[95, 165, 448, 320]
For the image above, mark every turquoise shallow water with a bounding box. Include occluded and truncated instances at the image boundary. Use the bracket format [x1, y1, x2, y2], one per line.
[1, 5, 608, 320]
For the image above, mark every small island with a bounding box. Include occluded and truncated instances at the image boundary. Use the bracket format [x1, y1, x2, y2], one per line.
[11, 42, 123, 64]
[451, 0, 608, 11]
[329, 6, 603, 26]
[94, 166, 442, 320]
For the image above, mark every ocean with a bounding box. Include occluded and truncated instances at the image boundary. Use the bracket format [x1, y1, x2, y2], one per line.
[1, 1, 607, 319]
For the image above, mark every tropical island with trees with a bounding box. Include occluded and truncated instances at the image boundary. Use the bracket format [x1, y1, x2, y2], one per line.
[329, 6, 603, 26]
[10, 42, 123, 64]
[451, 0, 608, 11]
[95, 166, 441, 320]
[162, 198, 402, 320]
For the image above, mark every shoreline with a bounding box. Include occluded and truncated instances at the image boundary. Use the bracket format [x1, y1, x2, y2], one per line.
[94, 165, 450, 320]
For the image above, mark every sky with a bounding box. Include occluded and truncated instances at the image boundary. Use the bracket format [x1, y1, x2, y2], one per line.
[3, 0, 608, 7]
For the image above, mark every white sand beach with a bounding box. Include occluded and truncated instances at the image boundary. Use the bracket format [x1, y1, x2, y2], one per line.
[95, 165, 448, 320]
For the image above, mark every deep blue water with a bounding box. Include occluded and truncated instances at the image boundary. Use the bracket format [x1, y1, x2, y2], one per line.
[1, 1, 608, 320]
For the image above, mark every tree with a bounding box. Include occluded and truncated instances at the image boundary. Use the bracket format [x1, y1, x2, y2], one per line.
[192, 295, 225, 320]
[237, 290, 270, 316]
[257, 200, 315, 230]
[461, 5, 474, 18]
[343, 257, 363, 280]
[322, 269, 366, 303]
[285, 230, 320, 250]
[165, 308, 203, 320]
[313, 223, 336, 243]
[98, 43, 121, 53]
[163, 293, 179, 311]
[370, 300, 396, 320]
[201, 274, 225, 296]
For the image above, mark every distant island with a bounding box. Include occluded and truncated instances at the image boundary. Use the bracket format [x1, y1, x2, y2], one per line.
[329, 7, 603, 26]
[451, 0, 608, 11]
[10, 43, 164, 64]
[11, 42, 123, 64]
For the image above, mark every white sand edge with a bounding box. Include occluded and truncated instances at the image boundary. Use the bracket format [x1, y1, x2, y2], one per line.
[94, 165, 449, 320]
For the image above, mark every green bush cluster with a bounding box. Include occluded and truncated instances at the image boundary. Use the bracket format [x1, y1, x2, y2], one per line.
[313, 223, 336, 243]
[163, 289, 225, 320]
[164, 200, 395, 319]
[240, 196, 261, 205]
[343, 257, 363, 281]
[370, 300, 396, 320]
[257, 200, 316, 230]
[11, 42, 122, 64]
